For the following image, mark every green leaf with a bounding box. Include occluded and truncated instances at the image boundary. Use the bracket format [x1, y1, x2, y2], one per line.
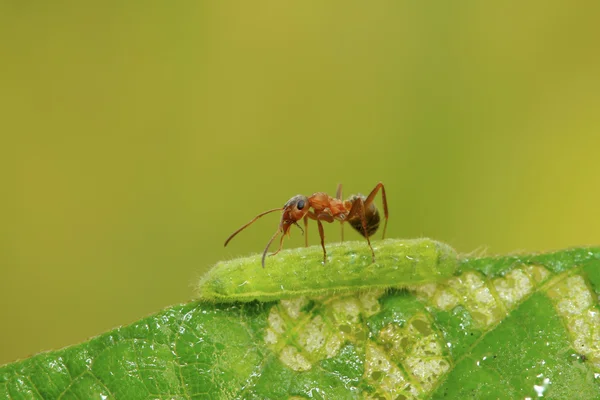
[2, 240, 600, 399]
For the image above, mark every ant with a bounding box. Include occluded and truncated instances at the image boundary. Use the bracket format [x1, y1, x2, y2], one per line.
[224, 183, 388, 267]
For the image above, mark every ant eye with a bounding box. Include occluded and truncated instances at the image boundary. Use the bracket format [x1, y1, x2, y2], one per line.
[297, 200, 305, 210]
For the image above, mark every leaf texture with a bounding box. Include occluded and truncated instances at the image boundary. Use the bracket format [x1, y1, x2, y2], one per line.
[1, 241, 600, 399]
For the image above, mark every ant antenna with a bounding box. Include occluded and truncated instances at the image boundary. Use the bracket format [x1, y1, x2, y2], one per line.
[261, 229, 281, 268]
[224, 208, 283, 247]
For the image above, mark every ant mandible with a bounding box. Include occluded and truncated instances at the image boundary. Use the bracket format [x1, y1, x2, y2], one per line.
[224, 182, 388, 267]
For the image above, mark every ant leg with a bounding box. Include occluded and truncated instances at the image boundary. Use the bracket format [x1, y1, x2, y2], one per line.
[363, 182, 389, 239]
[307, 211, 331, 263]
[336, 183, 344, 241]
[316, 218, 327, 264]
[347, 198, 376, 263]
[303, 214, 309, 247]
[293, 221, 304, 236]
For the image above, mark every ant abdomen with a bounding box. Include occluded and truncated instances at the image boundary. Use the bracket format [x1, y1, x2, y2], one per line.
[347, 195, 381, 238]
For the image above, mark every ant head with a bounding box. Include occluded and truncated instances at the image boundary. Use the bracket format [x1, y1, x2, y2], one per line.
[280, 195, 309, 235]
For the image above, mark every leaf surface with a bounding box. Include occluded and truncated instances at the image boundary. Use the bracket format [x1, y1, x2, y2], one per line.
[2, 241, 600, 399]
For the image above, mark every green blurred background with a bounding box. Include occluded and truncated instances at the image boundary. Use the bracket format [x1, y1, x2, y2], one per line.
[2, 1, 600, 365]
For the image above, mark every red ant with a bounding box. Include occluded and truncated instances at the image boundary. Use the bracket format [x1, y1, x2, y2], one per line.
[224, 183, 388, 267]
